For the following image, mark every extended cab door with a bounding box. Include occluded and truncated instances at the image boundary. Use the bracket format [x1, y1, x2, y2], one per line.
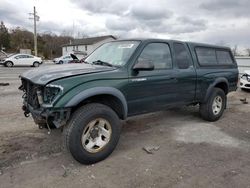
[126, 42, 179, 116]
[172, 42, 196, 103]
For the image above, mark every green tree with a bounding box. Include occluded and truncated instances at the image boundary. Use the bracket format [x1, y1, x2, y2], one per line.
[0, 21, 10, 50]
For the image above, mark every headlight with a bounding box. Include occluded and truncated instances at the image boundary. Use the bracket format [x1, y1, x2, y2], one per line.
[241, 75, 250, 81]
[43, 84, 63, 104]
[241, 76, 247, 80]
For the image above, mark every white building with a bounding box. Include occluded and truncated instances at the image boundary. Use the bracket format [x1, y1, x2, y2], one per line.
[62, 35, 116, 56]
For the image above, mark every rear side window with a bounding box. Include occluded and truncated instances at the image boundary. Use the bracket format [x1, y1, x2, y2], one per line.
[216, 50, 233, 65]
[196, 48, 217, 65]
[173, 43, 191, 69]
[196, 47, 234, 66]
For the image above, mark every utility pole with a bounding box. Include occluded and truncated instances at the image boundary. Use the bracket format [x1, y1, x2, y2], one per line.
[29, 6, 39, 56]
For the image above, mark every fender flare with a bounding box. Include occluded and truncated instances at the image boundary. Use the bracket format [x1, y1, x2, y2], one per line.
[65, 87, 128, 119]
[203, 77, 229, 103]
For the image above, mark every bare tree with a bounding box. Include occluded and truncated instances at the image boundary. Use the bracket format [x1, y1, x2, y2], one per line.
[0, 21, 10, 50]
[231, 45, 238, 56]
[245, 48, 250, 56]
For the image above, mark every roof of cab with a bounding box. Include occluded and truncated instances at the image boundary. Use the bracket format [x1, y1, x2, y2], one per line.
[115, 38, 230, 50]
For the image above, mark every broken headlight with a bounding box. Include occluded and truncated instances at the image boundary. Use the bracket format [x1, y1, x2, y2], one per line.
[43, 84, 63, 104]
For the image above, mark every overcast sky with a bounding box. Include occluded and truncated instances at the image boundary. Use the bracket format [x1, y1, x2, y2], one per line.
[1, 0, 250, 49]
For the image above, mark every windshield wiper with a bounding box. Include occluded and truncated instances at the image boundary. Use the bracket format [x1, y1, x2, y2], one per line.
[92, 60, 113, 67]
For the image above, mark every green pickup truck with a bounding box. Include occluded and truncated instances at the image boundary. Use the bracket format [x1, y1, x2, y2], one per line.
[19, 39, 238, 164]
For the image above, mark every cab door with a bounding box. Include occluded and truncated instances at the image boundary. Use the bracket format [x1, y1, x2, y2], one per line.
[126, 42, 179, 116]
[172, 42, 196, 103]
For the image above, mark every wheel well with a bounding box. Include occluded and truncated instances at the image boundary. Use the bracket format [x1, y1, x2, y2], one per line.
[71, 94, 125, 120]
[215, 82, 228, 94]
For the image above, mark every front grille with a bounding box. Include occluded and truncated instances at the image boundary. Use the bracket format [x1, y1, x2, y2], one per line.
[22, 79, 41, 109]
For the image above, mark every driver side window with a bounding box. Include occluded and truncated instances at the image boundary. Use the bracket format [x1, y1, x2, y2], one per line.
[137, 43, 172, 70]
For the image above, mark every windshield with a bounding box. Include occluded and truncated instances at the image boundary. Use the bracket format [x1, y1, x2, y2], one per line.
[85, 41, 140, 67]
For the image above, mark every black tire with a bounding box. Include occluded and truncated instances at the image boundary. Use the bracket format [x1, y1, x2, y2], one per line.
[33, 61, 40, 67]
[199, 88, 226, 122]
[63, 103, 122, 164]
[5, 61, 13, 67]
[59, 60, 63, 64]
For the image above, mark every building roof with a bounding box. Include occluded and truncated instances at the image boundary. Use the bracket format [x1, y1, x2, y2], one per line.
[62, 35, 116, 47]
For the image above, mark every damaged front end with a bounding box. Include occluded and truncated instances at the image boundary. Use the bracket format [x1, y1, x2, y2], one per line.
[19, 78, 70, 130]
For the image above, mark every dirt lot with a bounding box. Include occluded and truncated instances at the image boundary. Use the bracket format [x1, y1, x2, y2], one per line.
[0, 65, 250, 188]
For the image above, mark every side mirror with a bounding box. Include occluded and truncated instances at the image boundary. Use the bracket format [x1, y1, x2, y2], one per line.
[133, 59, 154, 71]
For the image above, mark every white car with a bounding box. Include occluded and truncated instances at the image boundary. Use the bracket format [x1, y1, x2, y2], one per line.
[2, 54, 43, 67]
[53, 55, 73, 64]
[240, 70, 250, 90]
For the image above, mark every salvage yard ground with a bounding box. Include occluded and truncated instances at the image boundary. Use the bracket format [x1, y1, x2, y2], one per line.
[0, 64, 250, 188]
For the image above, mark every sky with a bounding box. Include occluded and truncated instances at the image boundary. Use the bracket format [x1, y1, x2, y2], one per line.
[1, 0, 250, 50]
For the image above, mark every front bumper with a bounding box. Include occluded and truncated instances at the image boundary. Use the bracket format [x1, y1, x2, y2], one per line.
[23, 102, 71, 128]
[240, 79, 250, 89]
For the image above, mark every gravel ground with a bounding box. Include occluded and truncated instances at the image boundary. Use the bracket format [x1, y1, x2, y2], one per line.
[0, 64, 250, 188]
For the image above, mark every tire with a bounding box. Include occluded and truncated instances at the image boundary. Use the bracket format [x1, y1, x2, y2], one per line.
[59, 60, 63, 64]
[5, 61, 13, 67]
[199, 88, 226, 122]
[63, 103, 122, 164]
[33, 61, 40, 67]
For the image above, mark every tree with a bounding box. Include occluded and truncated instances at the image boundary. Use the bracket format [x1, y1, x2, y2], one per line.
[231, 45, 238, 56]
[0, 21, 10, 50]
[245, 48, 250, 56]
[0, 23, 73, 58]
[9, 27, 33, 52]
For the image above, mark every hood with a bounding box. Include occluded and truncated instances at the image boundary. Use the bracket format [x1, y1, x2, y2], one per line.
[244, 70, 250, 75]
[70, 53, 78, 60]
[20, 64, 116, 85]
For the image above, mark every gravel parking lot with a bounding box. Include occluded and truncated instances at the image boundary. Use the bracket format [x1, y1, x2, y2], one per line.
[0, 64, 250, 188]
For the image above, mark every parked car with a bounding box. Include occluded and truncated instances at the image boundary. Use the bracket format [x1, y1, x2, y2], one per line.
[53, 55, 73, 64]
[240, 70, 250, 90]
[19, 39, 238, 164]
[2, 54, 42, 67]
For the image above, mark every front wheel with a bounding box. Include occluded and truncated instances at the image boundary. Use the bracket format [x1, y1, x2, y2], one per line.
[199, 88, 226, 121]
[63, 103, 122, 164]
[5, 61, 13, 67]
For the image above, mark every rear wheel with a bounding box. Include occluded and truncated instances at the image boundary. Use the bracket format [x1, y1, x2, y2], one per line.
[199, 88, 226, 121]
[5, 61, 13, 67]
[59, 60, 63, 64]
[63, 103, 121, 164]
